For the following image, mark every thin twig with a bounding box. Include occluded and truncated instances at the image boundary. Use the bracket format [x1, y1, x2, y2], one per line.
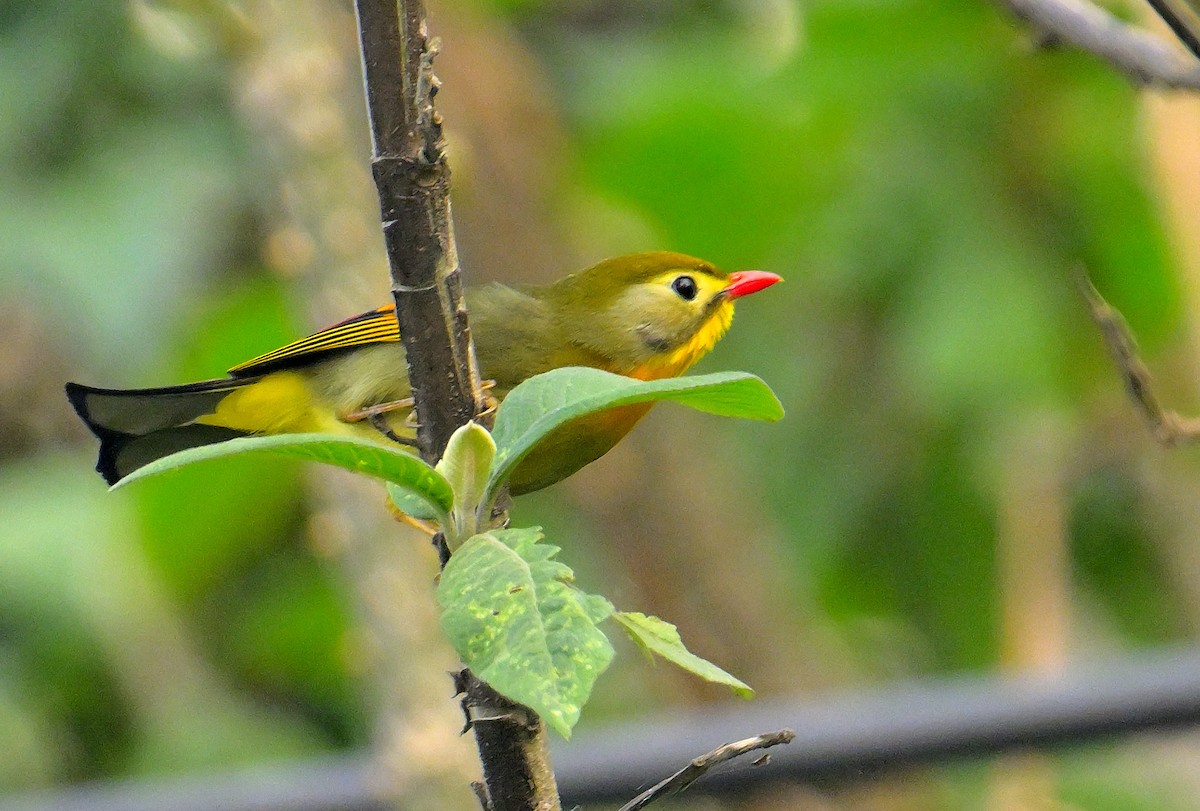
[615, 729, 796, 811]
[994, 0, 1200, 90]
[1078, 269, 1200, 445]
[1145, 0, 1200, 62]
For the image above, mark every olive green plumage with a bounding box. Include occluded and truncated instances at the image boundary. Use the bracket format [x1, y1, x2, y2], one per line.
[67, 252, 780, 493]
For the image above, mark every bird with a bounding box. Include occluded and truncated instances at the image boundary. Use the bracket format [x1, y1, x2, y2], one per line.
[66, 251, 781, 495]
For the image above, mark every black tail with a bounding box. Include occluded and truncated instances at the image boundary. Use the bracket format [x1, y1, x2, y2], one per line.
[65, 379, 253, 485]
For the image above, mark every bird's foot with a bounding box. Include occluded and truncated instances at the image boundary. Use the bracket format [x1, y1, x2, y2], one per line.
[478, 379, 499, 422]
[342, 398, 419, 447]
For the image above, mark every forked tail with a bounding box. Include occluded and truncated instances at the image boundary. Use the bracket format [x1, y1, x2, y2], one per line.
[65, 379, 254, 485]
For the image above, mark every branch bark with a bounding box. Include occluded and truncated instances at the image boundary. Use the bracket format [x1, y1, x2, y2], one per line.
[994, 0, 1200, 90]
[353, 2, 561, 809]
[355, 0, 485, 459]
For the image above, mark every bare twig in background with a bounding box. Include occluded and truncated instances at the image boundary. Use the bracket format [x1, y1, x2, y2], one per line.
[1145, 0, 1200, 61]
[994, 0, 1200, 90]
[15, 646, 1200, 810]
[1078, 271, 1200, 444]
[353, 2, 561, 809]
[616, 729, 795, 811]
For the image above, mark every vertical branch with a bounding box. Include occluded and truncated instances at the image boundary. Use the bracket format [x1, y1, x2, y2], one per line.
[353, 2, 561, 809]
[233, 3, 481, 803]
[355, 0, 485, 461]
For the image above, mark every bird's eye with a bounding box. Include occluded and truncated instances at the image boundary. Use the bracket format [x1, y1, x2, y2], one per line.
[671, 275, 698, 301]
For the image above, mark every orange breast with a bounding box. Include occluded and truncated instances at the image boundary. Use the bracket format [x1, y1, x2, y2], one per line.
[506, 303, 735, 493]
[506, 402, 654, 495]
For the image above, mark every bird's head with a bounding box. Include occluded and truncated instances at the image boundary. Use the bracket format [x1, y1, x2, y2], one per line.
[547, 251, 781, 379]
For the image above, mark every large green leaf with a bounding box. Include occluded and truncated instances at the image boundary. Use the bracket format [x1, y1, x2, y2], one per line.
[437, 527, 615, 738]
[115, 433, 453, 519]
[612, 611, 753, 698]
[486, 367, 783, 503]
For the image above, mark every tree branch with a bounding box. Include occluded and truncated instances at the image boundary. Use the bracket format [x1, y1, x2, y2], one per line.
[353, 2, 561, 809]
[456, 672, 560, 811]
[355, 0, 485, 462]
[994, 0, 1200, 90]
[1079, 270, 1200, 445]
[616, 729, 796, 811]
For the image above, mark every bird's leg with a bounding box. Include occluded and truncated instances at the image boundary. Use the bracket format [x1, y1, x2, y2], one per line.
[369, 414, 419, 447]
[342, 397, 420, 447]
[345, 381, 498, 445]
[343, 397, 416, 422]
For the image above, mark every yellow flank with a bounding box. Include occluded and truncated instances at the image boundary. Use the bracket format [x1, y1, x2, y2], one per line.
[195, 372, 338, 435]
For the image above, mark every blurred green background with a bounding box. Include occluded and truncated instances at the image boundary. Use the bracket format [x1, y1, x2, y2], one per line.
[4, 0, 1200, 807]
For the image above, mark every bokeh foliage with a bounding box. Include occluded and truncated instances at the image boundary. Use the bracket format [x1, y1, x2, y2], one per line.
[2, 0, 1199, 807]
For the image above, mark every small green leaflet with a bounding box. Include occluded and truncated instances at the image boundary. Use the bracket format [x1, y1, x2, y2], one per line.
[435, 422, 496, 547]
[436, 422, 495, 515]
[486, 367, 784, 505]
[612, 611, 753, 698]
[437, 527, 615, 738]
[115, 432, 454, 519]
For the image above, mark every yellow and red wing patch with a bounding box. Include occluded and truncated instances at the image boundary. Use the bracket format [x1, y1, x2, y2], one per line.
[228, 304, 400, 377]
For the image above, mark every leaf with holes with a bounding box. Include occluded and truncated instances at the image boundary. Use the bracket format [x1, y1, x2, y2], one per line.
[437, 527, 615, 738]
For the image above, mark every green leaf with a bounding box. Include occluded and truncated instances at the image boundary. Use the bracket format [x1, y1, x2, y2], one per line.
[435, 422, 496, 546]
[386, 482, 441, 522]
[612, 611, 753, 698]
[115, 433, 454, 518]
[436, 422, 496, 506]
[487, 367, 783, 502]
[437, 527, 615, 738]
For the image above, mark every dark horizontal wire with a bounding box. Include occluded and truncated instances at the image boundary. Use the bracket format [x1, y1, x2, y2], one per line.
[5, 646, 1200, 811]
